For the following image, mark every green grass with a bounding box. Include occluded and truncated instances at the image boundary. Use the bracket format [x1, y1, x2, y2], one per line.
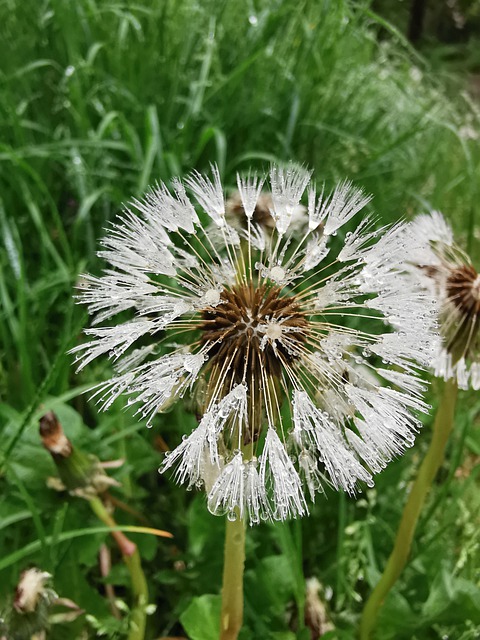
[0, 0, 479, 638]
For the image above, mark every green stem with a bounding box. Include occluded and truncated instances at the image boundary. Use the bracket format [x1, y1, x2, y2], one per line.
[124, 550, 149, 640]
[220, 514, 246, 640]
[359, 378, 458, 640]
[89, 497, 148, 640]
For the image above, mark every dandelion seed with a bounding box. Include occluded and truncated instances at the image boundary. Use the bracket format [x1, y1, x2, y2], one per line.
[72, 165, 437, 524]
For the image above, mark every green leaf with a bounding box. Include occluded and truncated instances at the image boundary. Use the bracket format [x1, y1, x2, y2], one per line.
[422, 569, 480, 624]
[377, 590, 416, 639]
[180, 594, 221, 640]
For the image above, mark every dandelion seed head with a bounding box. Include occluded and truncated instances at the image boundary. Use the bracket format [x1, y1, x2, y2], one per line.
[72, 165, 437, 524]
[404, 211, 480, 389]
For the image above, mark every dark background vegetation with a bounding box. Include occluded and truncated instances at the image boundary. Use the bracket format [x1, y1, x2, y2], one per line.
[0, 1, 479, 638]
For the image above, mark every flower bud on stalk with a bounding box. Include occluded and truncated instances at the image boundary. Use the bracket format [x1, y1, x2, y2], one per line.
[39, 411, 155, 640]
[39, 411, 119, 498]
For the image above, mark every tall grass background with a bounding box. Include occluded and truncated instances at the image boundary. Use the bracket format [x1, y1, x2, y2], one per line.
[0, 0, 479, 638]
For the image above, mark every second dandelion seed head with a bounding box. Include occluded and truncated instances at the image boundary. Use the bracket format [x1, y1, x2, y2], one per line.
[406, 211, 480, 389]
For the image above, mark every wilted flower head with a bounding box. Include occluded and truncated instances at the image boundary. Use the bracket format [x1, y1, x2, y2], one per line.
[1, 568, 55, 640]
[2, 568, 82, 639]
[72, 164, 436, 524]
[406, 211, 480, 389]
[13, 569, 53, 614]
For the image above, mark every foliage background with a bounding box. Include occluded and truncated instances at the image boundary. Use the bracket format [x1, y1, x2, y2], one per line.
[0, 0, 479, 638]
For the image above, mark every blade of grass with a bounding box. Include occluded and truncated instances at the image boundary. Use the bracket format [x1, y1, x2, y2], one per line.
[0, 524, 172, 573]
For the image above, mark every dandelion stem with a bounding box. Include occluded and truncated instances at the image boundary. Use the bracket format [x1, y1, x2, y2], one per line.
[359, 378, 458, 640]
[89, 496, 149, 640]
[124, 551, 149, 640]
[220, 514, 246, 640]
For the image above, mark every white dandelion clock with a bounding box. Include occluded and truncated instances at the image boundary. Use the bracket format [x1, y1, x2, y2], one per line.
[404, 212, 480, 390]
[72, 165, 437, 524]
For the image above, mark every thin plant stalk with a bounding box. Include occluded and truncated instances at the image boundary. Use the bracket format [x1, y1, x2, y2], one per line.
[90, 496, 149, 640]
[359, 378, 458, 640]
[220, 514, 246, 640]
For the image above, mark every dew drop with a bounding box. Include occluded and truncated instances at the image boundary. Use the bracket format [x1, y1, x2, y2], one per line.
[207, 502, 228, 517]
[203, 288, 221, 306]
[270, 265, 286, 283]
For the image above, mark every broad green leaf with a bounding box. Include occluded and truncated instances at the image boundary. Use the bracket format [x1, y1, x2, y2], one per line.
[180, 594, 221, 640]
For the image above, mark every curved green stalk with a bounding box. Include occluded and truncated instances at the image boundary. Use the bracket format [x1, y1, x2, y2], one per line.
[359, 378, 458, 640]
[89, 497, 148, 640]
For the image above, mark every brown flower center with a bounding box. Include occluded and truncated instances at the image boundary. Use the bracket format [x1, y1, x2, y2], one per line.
[200, 284, 308, 382]
[446, 264, 480, 317]
[444, 264, 480, 362]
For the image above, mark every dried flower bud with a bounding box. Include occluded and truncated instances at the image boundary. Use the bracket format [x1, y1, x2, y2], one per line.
[39, 411, 72, 458]
[40, 411, 120, 497]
